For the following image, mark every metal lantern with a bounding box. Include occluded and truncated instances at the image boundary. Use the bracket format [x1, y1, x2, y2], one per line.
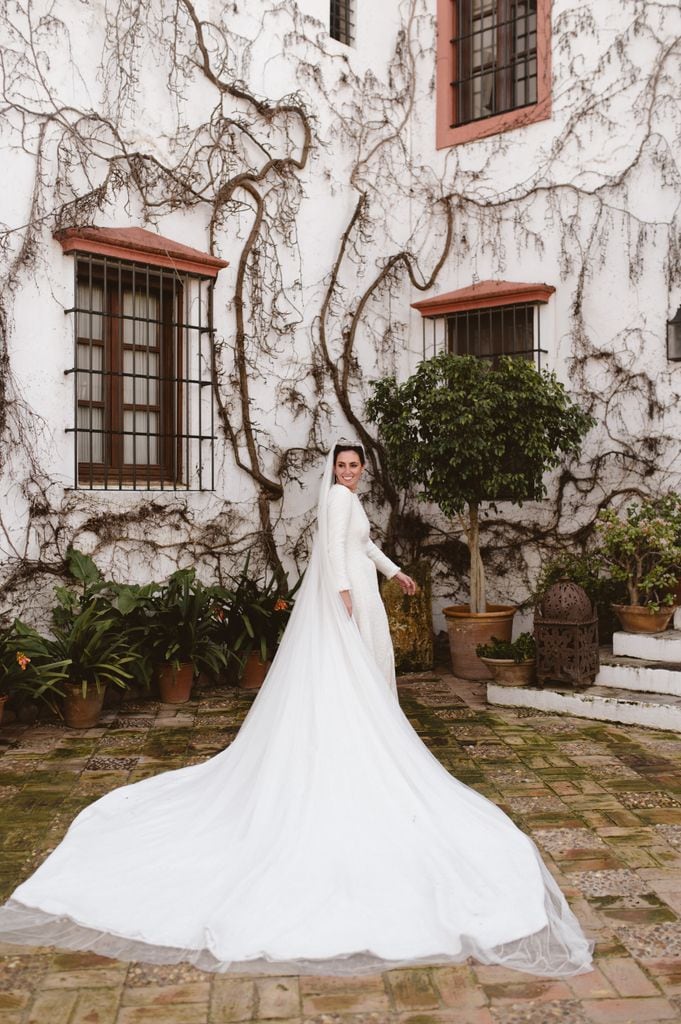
[534, 580, 599, 688]
[667, 305, 681, 361]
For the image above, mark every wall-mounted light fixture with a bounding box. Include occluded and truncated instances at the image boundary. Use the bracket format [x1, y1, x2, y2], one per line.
[667, 305, 681, 361]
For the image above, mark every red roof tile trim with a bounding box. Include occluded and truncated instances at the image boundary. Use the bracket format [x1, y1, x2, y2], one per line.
[412, 280, 555, 318]
[54, 227, 229, 279]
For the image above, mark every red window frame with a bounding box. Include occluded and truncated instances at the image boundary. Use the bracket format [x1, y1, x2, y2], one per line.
[436, 0, 552, 148]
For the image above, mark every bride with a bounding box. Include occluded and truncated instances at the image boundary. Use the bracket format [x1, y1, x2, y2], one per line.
[0, 441, 593, 977]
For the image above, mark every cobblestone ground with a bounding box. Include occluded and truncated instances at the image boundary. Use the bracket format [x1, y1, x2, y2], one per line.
[2, 672, 681, 1023]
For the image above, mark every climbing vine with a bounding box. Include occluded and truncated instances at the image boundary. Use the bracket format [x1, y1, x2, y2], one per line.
[0, 0, 680, 618]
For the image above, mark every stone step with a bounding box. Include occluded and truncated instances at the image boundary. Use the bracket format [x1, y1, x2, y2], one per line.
[487, 682, 681, 732]
[596, 652, 681, 697]
[613, 628, 681, 663]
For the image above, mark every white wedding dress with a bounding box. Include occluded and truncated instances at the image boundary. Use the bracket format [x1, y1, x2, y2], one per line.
[0, 448, 593, 977]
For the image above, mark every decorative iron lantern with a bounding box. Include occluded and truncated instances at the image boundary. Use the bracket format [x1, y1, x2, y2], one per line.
[534, 580, 599, 688]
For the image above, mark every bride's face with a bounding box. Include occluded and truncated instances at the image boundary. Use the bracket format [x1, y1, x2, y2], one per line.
[334, 451, 364, 491]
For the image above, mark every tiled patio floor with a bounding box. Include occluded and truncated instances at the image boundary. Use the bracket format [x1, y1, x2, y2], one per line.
[2, 671, 681, 1023]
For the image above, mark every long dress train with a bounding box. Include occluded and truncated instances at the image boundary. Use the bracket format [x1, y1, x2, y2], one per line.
[0, 447, 594, 977]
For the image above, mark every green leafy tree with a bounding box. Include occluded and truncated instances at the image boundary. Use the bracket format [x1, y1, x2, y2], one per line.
[367, 354, 594, 613]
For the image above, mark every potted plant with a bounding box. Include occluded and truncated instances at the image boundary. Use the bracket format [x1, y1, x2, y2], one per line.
[533, 549, 625, 642]
[476, 632, 536, 686]
[147, 568, 228, 703]
[41, 591, 138, 727]
[64, 548, 156, 695]
[596, 497, 681, 634]
[367, 354, 594, 678]
[0, 621, 70, 724]
[214, 563, 299, 690]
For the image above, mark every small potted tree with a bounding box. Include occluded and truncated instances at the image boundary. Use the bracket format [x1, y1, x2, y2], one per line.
[596, 496, 681, 633]
[367, 354, 594, 678]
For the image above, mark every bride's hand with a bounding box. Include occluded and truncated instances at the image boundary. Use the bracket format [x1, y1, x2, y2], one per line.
[340, 590, 353, 617]
[394, 572, 418, 596]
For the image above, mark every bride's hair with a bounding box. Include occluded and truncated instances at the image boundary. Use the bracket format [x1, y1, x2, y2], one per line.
[333, 443, 366, 466]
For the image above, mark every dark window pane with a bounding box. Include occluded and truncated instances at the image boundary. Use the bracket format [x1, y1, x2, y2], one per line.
[330, 0, 354, 45]
[69, 255, 215, 491]
[452, 0, 538, 126]
[447, 303, 537, 363]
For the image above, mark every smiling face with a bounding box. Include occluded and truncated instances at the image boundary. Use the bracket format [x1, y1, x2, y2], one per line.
[334, 449, 364, 491]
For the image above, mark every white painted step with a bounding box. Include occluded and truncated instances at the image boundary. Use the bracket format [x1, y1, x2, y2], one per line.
[613, 629, 681, 663]
[596, 653, 681, 697]
[487, 682, 681, 732]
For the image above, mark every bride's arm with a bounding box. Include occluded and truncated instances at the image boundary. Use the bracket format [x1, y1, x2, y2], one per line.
[366, 539, 418, 595]
[365, 538, 400, 580]
[327, 485, 353, 614]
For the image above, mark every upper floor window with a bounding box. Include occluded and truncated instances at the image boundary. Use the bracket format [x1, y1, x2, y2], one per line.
[330, 0, 354, 45]
[55, 227, 228, 492]
[412, 280, 554, 369]
[436, 0, 551, 148]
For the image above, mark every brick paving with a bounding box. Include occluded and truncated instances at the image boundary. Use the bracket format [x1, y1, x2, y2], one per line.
[2, 671, 681, 1023]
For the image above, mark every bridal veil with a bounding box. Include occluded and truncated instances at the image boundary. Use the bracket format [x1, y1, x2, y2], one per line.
[0, 446, 593, 977]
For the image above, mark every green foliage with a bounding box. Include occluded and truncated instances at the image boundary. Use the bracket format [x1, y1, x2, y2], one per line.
[145, 568, 228, 678]
[0, 621, 70, 701]
[476, 632, 536, 663]
[212, 559, 302, 668]
[596, 494, 681, 609]
[533, 549, 626, 610]
[367, 354, 594, 514]
[367, 354, 594, 612]
[44, 596, 137, 695]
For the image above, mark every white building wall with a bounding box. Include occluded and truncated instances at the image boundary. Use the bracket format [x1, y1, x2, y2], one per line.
[0, 0, 679, 626]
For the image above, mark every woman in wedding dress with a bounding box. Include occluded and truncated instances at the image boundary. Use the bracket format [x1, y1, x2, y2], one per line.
[0, 441, 593, 977]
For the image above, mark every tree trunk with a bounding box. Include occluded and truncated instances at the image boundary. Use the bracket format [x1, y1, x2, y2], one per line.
[468, 503, 487, 614]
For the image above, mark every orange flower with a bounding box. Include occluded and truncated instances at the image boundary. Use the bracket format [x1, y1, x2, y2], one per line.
[16, 651, 31, 671]
[274, 598, 289, 612]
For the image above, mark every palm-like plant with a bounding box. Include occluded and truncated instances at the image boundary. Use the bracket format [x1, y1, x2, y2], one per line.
[147, 568, 228, 677]
[44, 590, 137, 696]
[212, 562, 300, 667]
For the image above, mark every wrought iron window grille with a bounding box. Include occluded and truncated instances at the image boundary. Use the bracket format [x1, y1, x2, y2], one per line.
[452, 0, 538, 127]
[420, 302, 547, 368]
[64, 253, 217, 492]
[330, 0, 354, 45]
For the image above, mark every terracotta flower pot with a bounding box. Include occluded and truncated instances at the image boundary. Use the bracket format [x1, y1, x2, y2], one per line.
[157, 662, 195, 704]
[63, 683, 107, 729]
[479, 657, 536, 687]
[612, 604, 676, 634]
[443, 604, 516, 680]
[240, 651, 271, 690]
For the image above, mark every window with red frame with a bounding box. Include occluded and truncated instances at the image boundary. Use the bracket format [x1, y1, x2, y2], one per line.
[436, 0, 550, 147]
[453, 0, 537, 126]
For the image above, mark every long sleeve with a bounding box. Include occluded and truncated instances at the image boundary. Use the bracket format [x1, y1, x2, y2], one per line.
[326, 484, 353, 591]
[366, 538, 400, 580]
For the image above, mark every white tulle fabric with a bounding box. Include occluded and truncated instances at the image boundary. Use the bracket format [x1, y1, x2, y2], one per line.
[0, 448, 593, 977]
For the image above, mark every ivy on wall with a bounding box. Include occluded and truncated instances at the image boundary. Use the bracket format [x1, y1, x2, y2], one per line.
[0, 0, 679, 615]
